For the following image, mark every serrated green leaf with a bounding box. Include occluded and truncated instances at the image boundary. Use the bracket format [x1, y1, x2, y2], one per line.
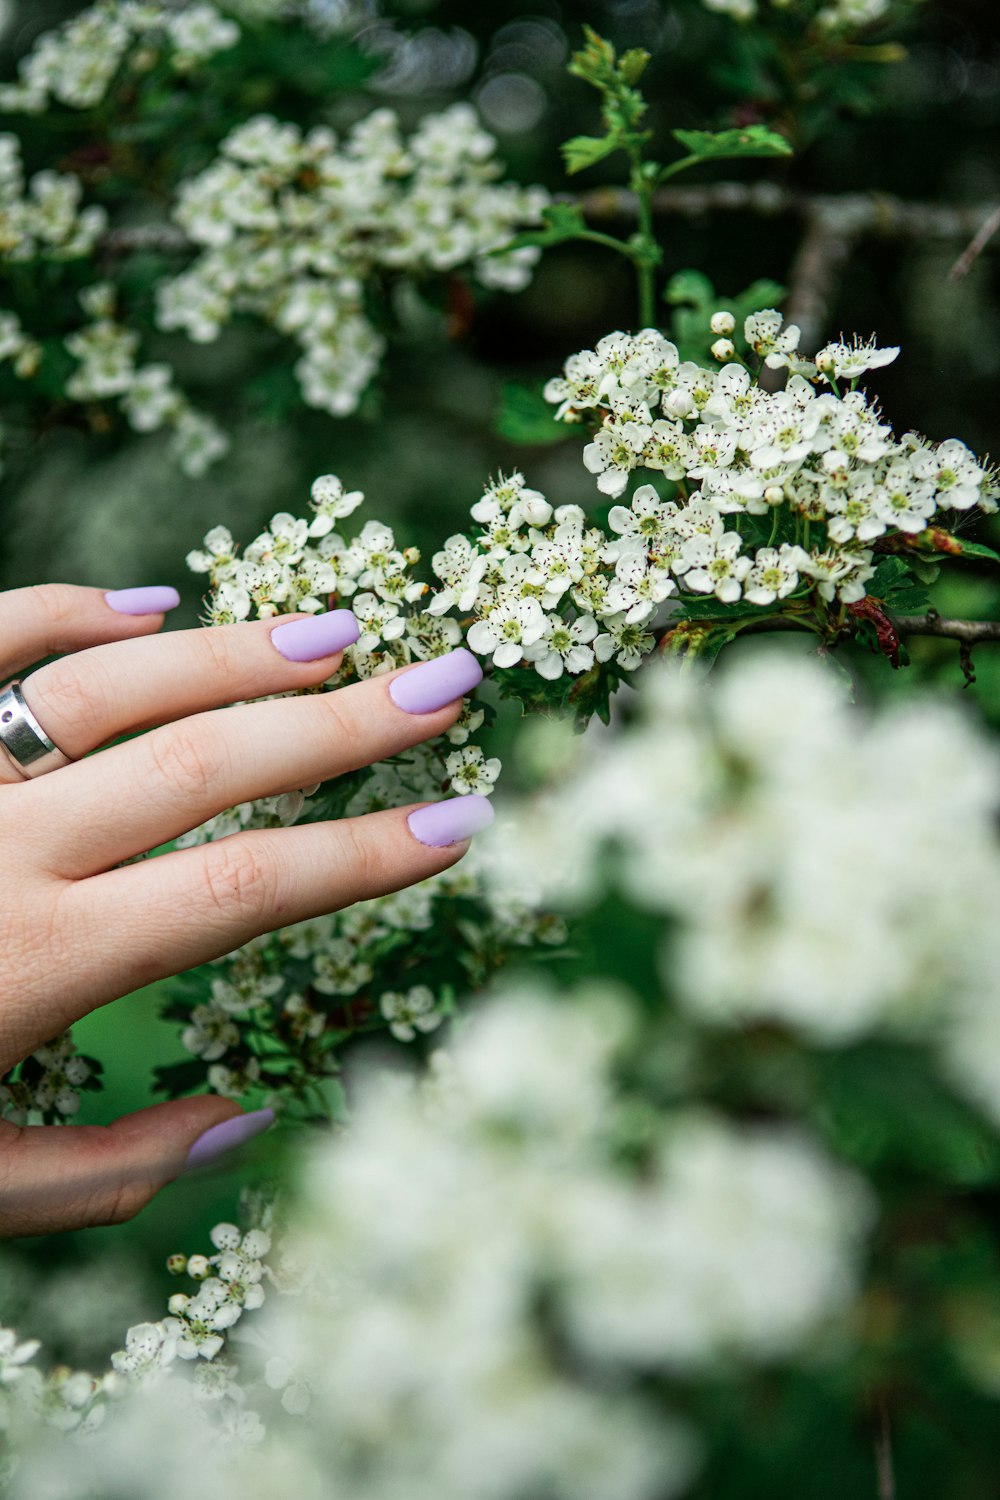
[561, 133, 619, 175]
[670, 124, 793, 165]
[951, 538, 1000, 565]
[664, 269, 716, 310]
[619, 48, 651, 84]
[501, 202, 589, 253]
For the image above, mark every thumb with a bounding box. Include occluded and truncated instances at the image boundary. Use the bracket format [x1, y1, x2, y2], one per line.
[0, 1098, 275, 1238]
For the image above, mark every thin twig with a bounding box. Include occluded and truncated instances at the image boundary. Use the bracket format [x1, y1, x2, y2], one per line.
[679, 611, 1000, 645]
[100, 224, 190, 255]
[889, 610, 1000, 644]
[782, 205, 857, 353]
[576, 183, 1000, 245]
[874, 1397, 895, 1500]
[948, 202, 1000, 282]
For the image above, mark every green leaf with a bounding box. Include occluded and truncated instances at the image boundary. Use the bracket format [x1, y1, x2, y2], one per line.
[496, 382, 574, 446]
[501, 202, 589, 253]
[867, 556, 930, 614]
[560, 133, 619, 175]
[669, 124, 793, 167]
[664, 269, 716, 311]
[948, 538, 1000, 565]
[619, 48, 651, 85]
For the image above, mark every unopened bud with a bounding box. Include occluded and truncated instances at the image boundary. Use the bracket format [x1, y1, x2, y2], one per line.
[187, 1254, 211, 1281]
[166, 1254, 188, 1277]
[663, 389, 694, 419]
[710, 338, 735, 362]
[710, 310, 736, 336]
[764, 485, 784, 507]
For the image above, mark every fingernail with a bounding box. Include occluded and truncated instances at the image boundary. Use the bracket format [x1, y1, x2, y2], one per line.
[269, 609, 359, 663]
[105, 586, 180, 616]
[388, 648, 483, 714]
[407, 794, 495, 848]
[181, 1107, 275, 1174]
[270, 609, 359, 662]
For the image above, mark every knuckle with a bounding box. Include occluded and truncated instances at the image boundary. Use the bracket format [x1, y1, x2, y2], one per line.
[198, 626, 244, 683]
[339, 817, 384, 896]
[29, 582, 82, 633]
[321, 691, 367, 768]
[26, 657, 114, 743]
[147, 724, 223, 800]
[199, 839, 277, 925]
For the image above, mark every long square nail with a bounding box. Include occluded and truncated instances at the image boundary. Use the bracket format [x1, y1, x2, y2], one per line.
[407, 795, 495, 847]
[181, 1108, 275, 1174]
[105, 586, 180, 615]
[389, 648, 483, 714]
[270, 610, 359, 661]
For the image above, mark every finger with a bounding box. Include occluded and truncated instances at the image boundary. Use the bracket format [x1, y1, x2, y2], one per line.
[32, 650, 484, 878]
[0, 1096, 267, 1238]
[14, 611, 361, 773]
[0, 584, 179, 684]
[19, 801, 492, 1049]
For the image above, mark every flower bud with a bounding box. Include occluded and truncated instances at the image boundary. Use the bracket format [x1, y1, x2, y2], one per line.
[187, 1254, 211, 1280]
[663, 389, 694, 419]
[166, 1254, 188, 1277]
[710, 311, 736, 336]
[764, 485, 785, 507]
[710, 338, 735, 362]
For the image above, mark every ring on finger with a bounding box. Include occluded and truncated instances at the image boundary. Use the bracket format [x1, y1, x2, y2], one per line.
[0, 681, 73, 779]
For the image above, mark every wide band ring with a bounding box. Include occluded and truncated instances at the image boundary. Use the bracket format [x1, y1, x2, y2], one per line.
[0, 681, 72, 779]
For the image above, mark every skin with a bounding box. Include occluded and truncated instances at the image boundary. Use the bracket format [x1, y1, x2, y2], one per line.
[0, 584, 474, 1237]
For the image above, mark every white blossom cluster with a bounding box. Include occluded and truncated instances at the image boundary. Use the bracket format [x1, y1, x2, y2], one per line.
[0, 134, 106, 261]
[2, 987, 871, 1500]
[538, 319, 994, 615]
[0, 1214, 277, 1464]
[487, 650, 1000, 1123]
[156, 107, 547, 416]
[64, 284, 230, 477]
[699, 0, 908, 30]
[0, 2, 240, 115]
[186, 475, 494, 778]
[0, 1032, 94, 1126]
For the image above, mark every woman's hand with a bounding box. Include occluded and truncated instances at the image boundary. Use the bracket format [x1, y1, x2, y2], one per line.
[0, 583, 491, 1237]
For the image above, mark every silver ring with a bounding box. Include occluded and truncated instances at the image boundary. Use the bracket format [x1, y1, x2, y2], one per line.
[0, 681, 72, 779]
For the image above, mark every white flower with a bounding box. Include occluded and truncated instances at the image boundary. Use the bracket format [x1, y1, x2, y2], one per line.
[308, 473, 365, 535]
[181, 1004, 240, 1062]
[594, 615, 655, 672]
[678, 532, 751, 603]
[815, 337, 900, 381]
[445, 745, 501, 795]
[742, 545, 808, 606]
[312, 939, 373, 997]
[605, 552, 677, 623]
[380, 985, 444, 1041]
[523, 613, 599, 680]
[466, 595, 547, 668]
[583, 417, 651, 497]
[744, 309, 801, 366]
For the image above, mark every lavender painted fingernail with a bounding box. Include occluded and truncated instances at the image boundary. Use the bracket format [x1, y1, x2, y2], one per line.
[388, 648, 483, 714]
[270, 609, 359, 662]
[408, 794, 495, 848]
[181, 1108, 275, 1174]
[105, 585, 181, 616]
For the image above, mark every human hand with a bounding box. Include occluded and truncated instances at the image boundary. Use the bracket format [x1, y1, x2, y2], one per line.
[0, 583, 491, 1237]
